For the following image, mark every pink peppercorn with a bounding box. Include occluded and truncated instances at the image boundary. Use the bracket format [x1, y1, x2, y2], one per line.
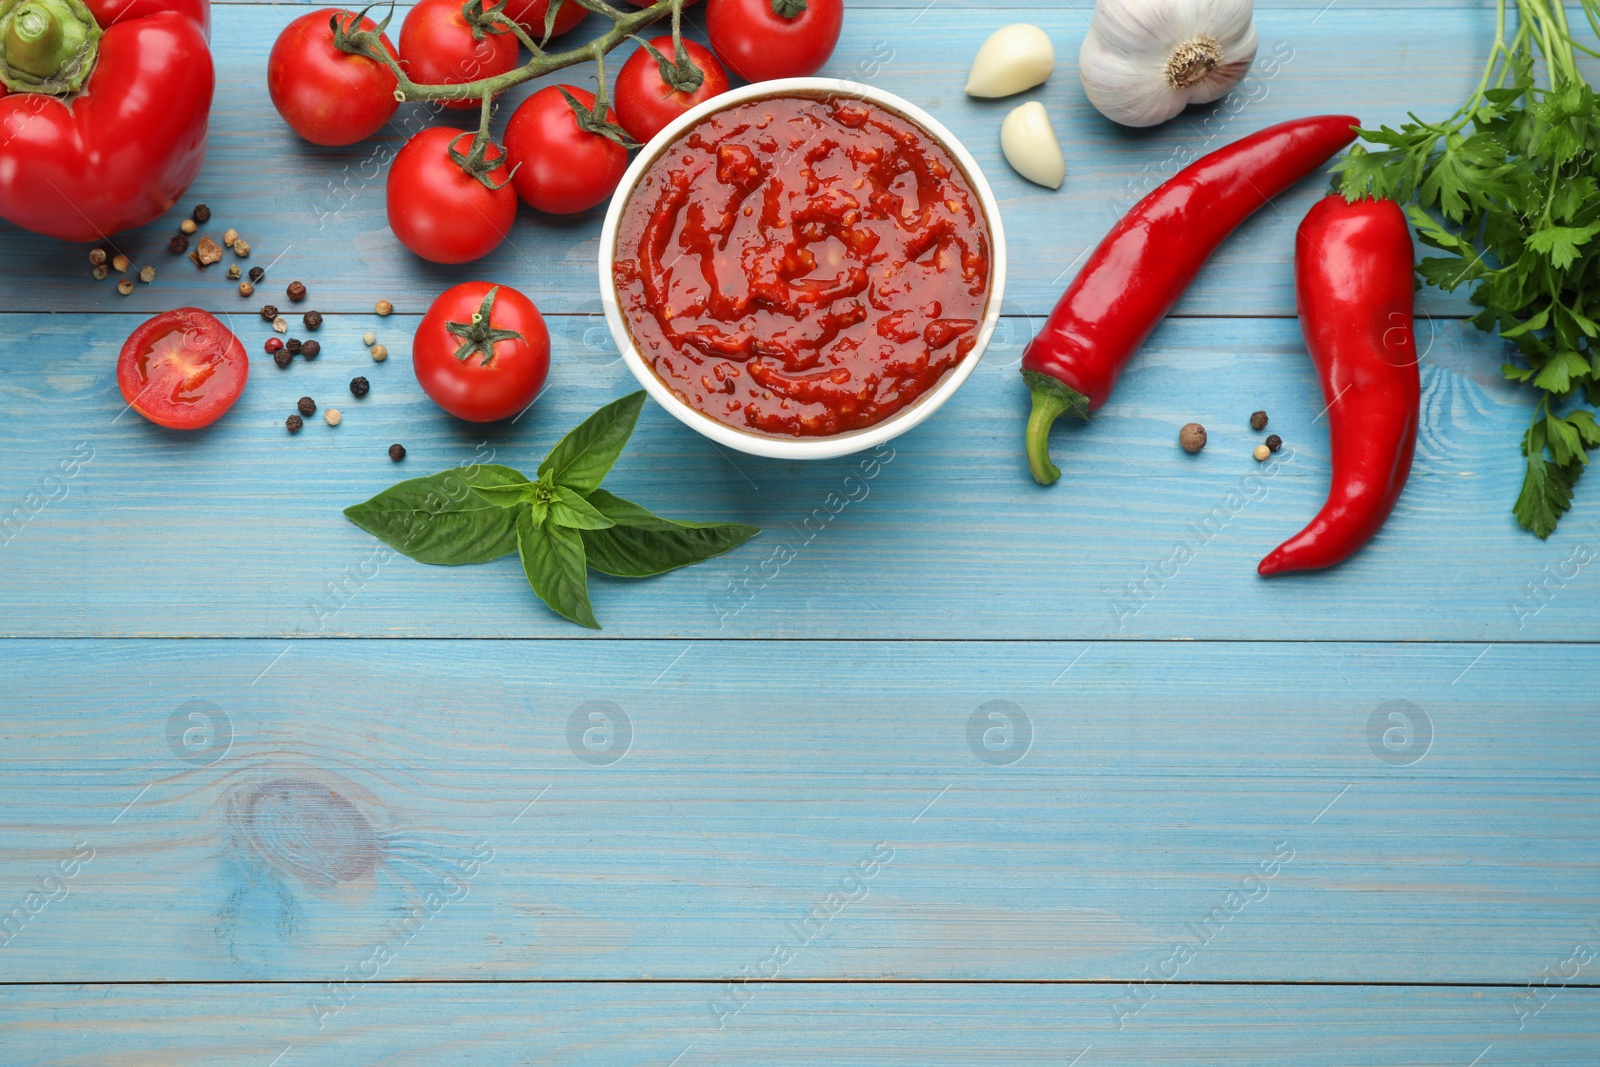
[265, 337, 284, 354]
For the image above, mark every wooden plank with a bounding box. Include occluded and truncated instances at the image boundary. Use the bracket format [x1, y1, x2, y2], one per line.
[0, 5, 1546, 317]
[4, 983, 1600, 1067]
[2, 313, 1593, 641]
[0, 638, 1594, 982]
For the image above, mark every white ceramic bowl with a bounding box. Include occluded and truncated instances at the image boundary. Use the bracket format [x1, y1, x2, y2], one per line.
[598, 77, 1007, 460]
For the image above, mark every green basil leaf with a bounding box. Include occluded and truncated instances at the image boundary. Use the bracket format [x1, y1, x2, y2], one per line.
[471, 481, 541, 508]
[517, 508, 600, 629]
[580, 489, 759, 577]
[548, 486, 616, 530]
[538, 391, 646, 494]
[344, 467, 525, 565]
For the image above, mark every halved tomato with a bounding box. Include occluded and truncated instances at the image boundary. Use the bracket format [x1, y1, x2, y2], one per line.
[117, 309, 250, 430]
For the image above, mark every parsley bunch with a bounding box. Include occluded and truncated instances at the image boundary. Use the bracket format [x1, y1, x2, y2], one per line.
[1333, 0, 1600, 536]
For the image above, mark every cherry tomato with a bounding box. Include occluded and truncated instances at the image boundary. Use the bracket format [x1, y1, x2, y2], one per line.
[614, 36, 730, 144]
[387, 128, 518, 264]
[117, 309, 249, 431]
[399, 0, 520, 111]
[500, 0, 585, 38]
[706, 0, 842, 82]
[269, 8, 400, 146]
[623, 0, 698, 5]
[414, 282, 551, 422]
[504, 85, 630, 215]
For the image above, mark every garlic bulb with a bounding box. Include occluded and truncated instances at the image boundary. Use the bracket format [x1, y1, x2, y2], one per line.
[1078, 0, 1258, 127]
[965, 24, 1055, 98]
[1001, 102, 1065, 189]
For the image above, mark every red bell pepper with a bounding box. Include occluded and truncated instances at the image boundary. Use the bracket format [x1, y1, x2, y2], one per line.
[0, 0, 212, 240]
[1020, 115, 1360, 485]
[1257, 195, 1420, 575]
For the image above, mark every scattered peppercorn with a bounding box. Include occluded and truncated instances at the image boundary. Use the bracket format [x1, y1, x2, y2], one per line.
[370, 344, 388, 362]
[179, 218, 197, 235]
[265, 337, 284, 354]
[349, 376, 370, 398]
[238, 281, 254, 298]
[260, 304, 278, 321]
[116, 278, 134, 296]
[168, 234, 189, 254]
[248, 266, 264, 283]
[1266, 434, 1282, 453]
[286, 414, 303, 433]
[325, 408, 342, 426]
[300, 339, 320, 359]
[91, 264, 109, 281]
[375, 299, 393, 316]
[362, 331, 376, 346]
[302, 310, 322, 331]
[1179, 422, 1207, 453]
[233, 240, 250, 258]
[88, 248, 107, 266]
[1250, 410, 1269, 431]
[285, 338, 302, 355]
[388, 443, 406, 462]
[272, 316, 288, 334]
[286, 280, 307, 303]
[274, 349, 292, 369]
[192, 204, 211, 223]
[138, 265, 155, 284]
[297, 396, 316, 417]
[194, 236, 222, 266]
[111, 253, 129, 273]
[1253, 444, 1271, 462]
[223, 228, 238, 248]
[226, 264, 241, 280]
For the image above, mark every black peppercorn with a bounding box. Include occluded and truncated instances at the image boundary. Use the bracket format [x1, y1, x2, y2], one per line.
[259, 304, 278, 321]
[168, 234, 189, 255]
[297, 396, 316, 417]
[248, 265, 264, 283]
[300, 340, 320, 360]
[286, 280, 307, 303]
[286, 414, 303, 433]
[1250, 410, 1269, 431]
[350, 376, 370, 398]
[1265, 434, 1283, 453]
[192, 204, 211, 223]
[302, 310, 323, 331]
[388, 443, 406, 462]
[273, 348, 292, 369]
[285, 338, 302, 355]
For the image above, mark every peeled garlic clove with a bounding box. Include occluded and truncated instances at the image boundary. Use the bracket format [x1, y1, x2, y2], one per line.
[1001, 101, 1065, 189]
[965, 23, 1055, 98]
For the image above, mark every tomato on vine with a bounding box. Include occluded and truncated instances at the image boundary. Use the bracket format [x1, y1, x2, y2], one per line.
[706, 0, 842, 82]
[399, 0, 520, 110]
[387, 126, 517, 263]
[414, 283, 551, 422]
[504, 85, 631, 215]
[269, 8, 400, 146]
[614, 35, 730, 143]
[500, 0, 586, 39]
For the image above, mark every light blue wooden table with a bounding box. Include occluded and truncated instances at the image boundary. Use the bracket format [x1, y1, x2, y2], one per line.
[3, 1, 1598, 1063]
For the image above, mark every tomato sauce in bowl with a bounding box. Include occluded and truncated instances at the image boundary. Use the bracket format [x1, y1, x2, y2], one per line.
[610, 93, 993, 439]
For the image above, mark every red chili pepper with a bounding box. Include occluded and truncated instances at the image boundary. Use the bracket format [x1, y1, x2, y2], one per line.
[0, 0, 212, 240]
[1258, 195, 1419, 576]
[1021, 115, 1360, 484]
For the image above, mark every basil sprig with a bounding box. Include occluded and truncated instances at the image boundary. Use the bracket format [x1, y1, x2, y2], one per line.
[344, 392, 759, 628]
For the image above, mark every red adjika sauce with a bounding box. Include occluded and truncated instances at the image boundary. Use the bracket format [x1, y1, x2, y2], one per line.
[612, 94, 991, 438]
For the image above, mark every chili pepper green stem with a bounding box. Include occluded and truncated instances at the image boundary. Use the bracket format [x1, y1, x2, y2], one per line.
[1022, 370, 1091, 486]
[341, 0, 684, 105]
[0, 0, 100, 94]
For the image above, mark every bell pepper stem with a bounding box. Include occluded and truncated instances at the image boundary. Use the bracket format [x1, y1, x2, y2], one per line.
[0, 0, 100, 94]
[1022, 369, 1090, 486]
